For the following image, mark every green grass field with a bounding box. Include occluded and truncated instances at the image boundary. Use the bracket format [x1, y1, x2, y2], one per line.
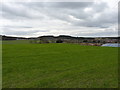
[2, 40, 118, 88]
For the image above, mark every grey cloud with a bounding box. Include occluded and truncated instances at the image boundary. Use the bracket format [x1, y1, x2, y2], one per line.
[37, 2, 114, 28]
[11, 30, 43, 35]
[66, 3, 117, 28]
[92, 2, 108, 12]
[43, 2, 93, 9]
[22, 2, 93, 9]
[76, 30, 118, 37]
[1, 2, 94, 20]
[1, 2, 44, 19]
[2, 27, 48, 36]
[81, 11, 117, 28]
[2, 3, 31, 18]
[4, 25, 33, 28]
[1, 1, 118, 37]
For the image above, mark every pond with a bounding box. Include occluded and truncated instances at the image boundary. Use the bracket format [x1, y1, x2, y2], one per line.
[101, 43, 120, 47]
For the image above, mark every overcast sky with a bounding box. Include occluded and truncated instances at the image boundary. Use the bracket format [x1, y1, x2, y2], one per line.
[0, 0, 119, 37]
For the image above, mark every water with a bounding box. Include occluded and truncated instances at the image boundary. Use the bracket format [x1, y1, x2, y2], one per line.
[101, 43, 120, 47]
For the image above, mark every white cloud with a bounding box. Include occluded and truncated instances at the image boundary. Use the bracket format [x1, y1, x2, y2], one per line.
[0, 0, 119, 37]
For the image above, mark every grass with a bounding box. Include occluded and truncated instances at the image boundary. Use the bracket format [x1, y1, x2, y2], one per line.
[2, 40, 118, 88]
[0, 43, 2, 89]
[2, 40, 30, 44]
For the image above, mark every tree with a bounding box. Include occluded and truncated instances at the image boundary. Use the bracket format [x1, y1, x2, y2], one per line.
[56, 39, 63, 43]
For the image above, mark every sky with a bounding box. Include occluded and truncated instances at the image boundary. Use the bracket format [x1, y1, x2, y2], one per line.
[0, 0, 119, 37]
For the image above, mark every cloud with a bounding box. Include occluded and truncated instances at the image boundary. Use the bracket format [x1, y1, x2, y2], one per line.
[3, 25, 33, 28]
[1, 26, 49, 36]
[0, 1, 118, 37]
[75, 29, 118, 37]
[43, 2, 93, 9]
[2, 2, 45, 19]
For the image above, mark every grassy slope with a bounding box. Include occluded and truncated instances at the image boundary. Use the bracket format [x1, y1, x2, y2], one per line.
[2, 42, 118, 88]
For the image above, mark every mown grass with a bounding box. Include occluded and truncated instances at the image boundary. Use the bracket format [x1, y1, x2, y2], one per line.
[2, 41, 118, 88]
